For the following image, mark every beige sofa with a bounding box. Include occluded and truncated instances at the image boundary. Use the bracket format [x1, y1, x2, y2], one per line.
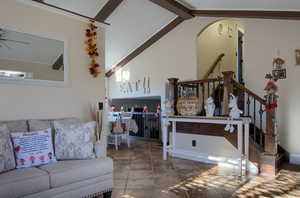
[0, 118, 113, 198]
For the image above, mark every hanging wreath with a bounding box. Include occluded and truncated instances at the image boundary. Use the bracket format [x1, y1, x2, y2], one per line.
[85, 21, 100, 77]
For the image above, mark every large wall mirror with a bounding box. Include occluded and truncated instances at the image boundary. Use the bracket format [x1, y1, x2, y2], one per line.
[0, 25, 68, 86]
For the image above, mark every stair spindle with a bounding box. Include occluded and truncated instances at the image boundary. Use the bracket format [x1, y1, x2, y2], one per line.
[253, 99, 257, 143]
[259, 103, 264, 146]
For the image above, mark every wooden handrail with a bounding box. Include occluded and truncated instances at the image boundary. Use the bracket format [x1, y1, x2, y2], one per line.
[178, 77, 223, 85]
[203, 53, 225, 79]
[232, 80, 266, 105]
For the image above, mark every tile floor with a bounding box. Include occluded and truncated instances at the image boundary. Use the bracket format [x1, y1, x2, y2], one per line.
[107, 139, 300, 198]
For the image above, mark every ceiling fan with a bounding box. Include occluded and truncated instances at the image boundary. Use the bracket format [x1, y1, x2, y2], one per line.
[0, 28, 30, 49]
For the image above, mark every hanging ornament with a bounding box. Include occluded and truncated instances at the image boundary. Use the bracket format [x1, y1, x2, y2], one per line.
[264, 74, 279, 110]
[85, 21, 101, 77]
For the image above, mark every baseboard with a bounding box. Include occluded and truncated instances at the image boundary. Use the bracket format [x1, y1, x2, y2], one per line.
[289, 153, 300, 165]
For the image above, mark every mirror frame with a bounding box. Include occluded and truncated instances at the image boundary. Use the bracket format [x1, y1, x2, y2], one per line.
[0, 24, 69, 87]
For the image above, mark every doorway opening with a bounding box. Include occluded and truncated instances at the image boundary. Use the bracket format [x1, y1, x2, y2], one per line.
[196, 19, 245, 81]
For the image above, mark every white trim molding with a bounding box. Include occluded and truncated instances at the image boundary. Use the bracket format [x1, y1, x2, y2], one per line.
[290, 153, 300, 165]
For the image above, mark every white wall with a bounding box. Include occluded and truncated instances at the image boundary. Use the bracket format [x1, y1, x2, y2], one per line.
[108, 16, 300, 155]
[243, 19, 300, 156]
[0, 0, 105, 122]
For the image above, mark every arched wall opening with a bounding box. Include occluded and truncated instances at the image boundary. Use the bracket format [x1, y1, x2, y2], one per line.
[196, 19, 245, 82]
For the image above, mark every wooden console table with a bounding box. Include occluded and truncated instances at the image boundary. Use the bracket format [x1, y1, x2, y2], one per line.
[162, 116, 251, 176]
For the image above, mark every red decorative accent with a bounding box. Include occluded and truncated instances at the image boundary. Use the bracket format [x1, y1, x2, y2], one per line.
[39, 156, 45, 162]
[48, 152, 53, 159]
[85, 21, 101, 77]
[15, 146, 21, 152]
[19, 159, 25, 165]
[29, 156, 35, 164]
[265, 104, 278, 110]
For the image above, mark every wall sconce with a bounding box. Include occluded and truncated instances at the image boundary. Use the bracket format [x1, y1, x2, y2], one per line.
[296, 49, 300, 65]
[122, 71, 130, 81]
[116, 69, 130, 82]
[116, 69, 122, 82]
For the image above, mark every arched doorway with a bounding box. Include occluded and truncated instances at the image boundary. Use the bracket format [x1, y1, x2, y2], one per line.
[196, 19, 245, 83]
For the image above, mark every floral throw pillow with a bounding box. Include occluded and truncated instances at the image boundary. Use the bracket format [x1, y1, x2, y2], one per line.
[11, 128, 56, 168]
[54, 121, 96, 160]
[0, 124, 16, 172]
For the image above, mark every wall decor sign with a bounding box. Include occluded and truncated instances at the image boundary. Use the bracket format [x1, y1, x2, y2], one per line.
[176, 96, 200, 116]
[119, 77, 150, 95]
[272, 57, 286, 79]
[296, 49, 300, 65]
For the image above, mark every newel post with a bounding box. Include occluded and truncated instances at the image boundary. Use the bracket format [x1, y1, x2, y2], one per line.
[261, 78, 279, 177]
[265, 109, 277, 154]
[222, 71, 235, 115]
[168, 78, 179, 115]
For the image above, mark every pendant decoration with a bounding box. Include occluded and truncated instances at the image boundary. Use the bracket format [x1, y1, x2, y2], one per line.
[85, 21, 100, 77]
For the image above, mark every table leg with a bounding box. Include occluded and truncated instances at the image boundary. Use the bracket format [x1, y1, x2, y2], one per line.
[172, 121, 176, 150]
[162, 119, 168, 160]
[115, 135, 118, 151]
[127, 135, 131, 148]
[244, 122, 250, 174]
[237, 123, 243, 176]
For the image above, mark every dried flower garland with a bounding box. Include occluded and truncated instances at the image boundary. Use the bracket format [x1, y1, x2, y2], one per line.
[85, 21, 100, 77]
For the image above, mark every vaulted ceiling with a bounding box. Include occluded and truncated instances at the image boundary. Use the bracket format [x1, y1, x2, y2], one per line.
[176, 0, 300, 11]
[24, 0, 300, 77]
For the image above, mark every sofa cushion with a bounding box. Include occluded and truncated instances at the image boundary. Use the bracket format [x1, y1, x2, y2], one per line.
[0, 120, 28, 132]
[11, 128, 57, 168]
[52, 117, 80, 126]
[28, 120, 52, 131]
[28, 118, 80, 133]
[0, 124, 16, 172]
[38, 158, 113, 188]
[0, 167, 49, 198]
[54, 122, 96, 160]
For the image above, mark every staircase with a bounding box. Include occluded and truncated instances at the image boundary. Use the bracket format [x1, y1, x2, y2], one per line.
[167, 71, 286, 177]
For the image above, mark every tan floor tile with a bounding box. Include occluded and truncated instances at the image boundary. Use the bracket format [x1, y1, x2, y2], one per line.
[108, 139, 300, 198]
[114, 179, 128, 189]
[126, 178, 155, 189]
[122, 189, 153, 198]
[152, 189, 187, 198]
[129, 170, 153, 179]
[114, 169, 129, 179]
[130, 163, 152, 170]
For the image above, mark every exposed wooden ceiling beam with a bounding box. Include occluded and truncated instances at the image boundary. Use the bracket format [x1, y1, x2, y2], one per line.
[52, 54, 64, 70]
[94, 0, 123, 22]
[149, 0, 193, 19]
[31, 0, 109, 25]
[191, 10, 300, 20]
[105, 17, 184, 77]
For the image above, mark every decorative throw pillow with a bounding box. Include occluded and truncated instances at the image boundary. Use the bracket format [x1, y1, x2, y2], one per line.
[54, 121, 96, 160]
[0, 124, 16, 172]
[11, 128, 56, 168]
